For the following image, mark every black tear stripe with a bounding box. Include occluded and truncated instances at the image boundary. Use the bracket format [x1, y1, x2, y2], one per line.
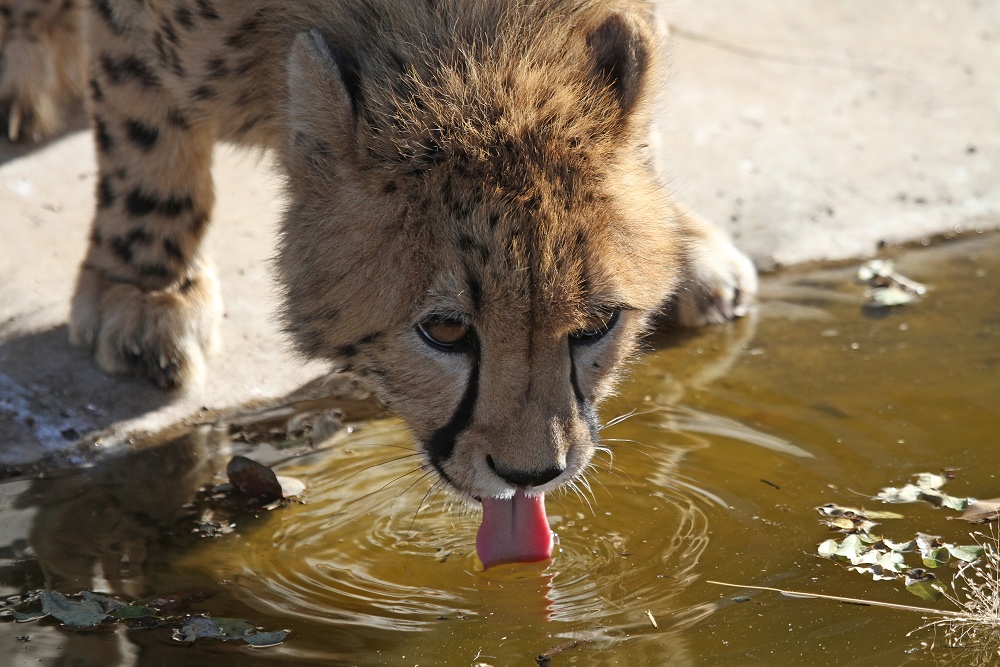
[427, 332, 481, 470]
[569, 351, 599, 439]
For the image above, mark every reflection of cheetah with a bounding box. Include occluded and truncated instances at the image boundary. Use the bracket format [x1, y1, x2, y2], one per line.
[2, 1, 756, 563]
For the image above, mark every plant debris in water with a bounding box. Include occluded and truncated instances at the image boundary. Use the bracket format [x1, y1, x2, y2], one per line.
[857, 259, 927, 310]
[1, 589, 289, 647]
[911, 530, 1000, 664]
[185, 456, 305, 537]
[713, 470, 1000, 662]
[816, 472, 986, 600]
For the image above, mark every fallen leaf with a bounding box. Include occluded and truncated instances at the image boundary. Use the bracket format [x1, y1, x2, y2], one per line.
[12, 610, 45, 622]
[110, 605, 160, 620]
[277, 476, 306, 498]
[213, 617, 256, 639]
[920, 546, 950, 568]
[243, 630, 290, 647]
[904, 570, 943, 601]
[40, 591, 107, 628]
[174, 615, 223, 642]
[81, 592, 126, 612]
[946, 544, 985, 563]
[952, 498, 1000, 524]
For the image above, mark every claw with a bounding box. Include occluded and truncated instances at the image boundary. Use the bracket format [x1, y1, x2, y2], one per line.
[8, 103, 22, 142]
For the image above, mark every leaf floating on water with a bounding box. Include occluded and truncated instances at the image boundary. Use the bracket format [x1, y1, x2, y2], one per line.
[867, 284, 918, 308]
[40, 591, 107, 628]
[952, 498, 1000, 524]
[277, 475, 306, 498]
[110, 605, 160, 620]
[817, 504, 905, 520]
[226, 456, 283, 503]
[243, 630, 290, 647]
[875, 472, 971, 510]
[81, 591, 126, 613]
[174, 615, 224, 642]
[213, 617, 256, 639]
[948, 544, 986, 562]
[877, 484, 922, 504]
[920, 546, 950, 569]
[817, 538, 840, 558]
[858, 259, 927, 310]
[904, 570, 944, 602]
[12, 609, 45, 622]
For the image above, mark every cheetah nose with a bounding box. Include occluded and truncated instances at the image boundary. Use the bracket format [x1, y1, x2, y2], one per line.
[486, 455, 564, 487]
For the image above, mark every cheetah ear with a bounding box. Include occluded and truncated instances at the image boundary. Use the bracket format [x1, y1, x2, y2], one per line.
[287, 30, 362, 153]
[586, 13, 651, 117]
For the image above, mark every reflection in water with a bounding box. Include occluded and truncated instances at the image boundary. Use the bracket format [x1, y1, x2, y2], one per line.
[1, 234, 998, 665]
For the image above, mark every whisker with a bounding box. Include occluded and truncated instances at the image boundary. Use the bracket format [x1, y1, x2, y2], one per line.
[391, 467, 437, 511]
[335, 453, 424, 483]
[567, 478, 596, 516]
[406, 475, 441, 536]
[599, 407, 656, 431]
[334, 465, 425, 513]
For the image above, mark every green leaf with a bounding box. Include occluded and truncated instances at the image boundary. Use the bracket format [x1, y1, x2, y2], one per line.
[946, 544, 985, 563]
[244, 630, 289, 647]
[110, 605, 160, 620]
[905, 578, 944, 601]
[40, 591, 107, 627]
[12, 609, 45, 622]
[920, 546, 950, 568]
[213, 617, 256, 639]
[938, 494, 970, 511]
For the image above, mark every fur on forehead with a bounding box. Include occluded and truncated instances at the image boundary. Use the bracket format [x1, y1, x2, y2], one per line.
[356, 2, 658, 169]
[277, 0, 675, 361]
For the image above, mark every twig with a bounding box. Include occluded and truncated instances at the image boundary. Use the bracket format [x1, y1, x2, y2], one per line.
[536, 639, 585, 666]
[707, 581, 969, 618]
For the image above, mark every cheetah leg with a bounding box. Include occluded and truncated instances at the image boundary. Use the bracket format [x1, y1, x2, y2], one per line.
[69, 18, 221, 389]
[670, 205, 758, 327]
[0, 0, 86, 141]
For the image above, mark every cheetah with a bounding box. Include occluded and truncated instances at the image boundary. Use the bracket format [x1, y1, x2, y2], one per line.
[1, 0, 757, 566]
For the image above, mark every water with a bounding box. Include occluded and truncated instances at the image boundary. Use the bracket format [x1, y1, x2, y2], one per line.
[1, 233, 998, 666]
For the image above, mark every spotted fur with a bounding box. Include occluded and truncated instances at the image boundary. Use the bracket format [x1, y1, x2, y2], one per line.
[4, 0, 756, 501]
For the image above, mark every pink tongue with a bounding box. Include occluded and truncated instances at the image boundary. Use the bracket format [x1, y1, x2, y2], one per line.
[476, 490, 553, 569]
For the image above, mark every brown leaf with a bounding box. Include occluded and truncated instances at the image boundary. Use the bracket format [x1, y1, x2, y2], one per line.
[951, 498, 1000, 524]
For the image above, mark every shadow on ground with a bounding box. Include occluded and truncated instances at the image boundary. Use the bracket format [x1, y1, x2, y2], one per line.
[0, 322, 174, 468]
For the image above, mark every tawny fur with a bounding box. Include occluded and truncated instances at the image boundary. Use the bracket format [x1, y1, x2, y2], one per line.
[3, 0, 757, 500]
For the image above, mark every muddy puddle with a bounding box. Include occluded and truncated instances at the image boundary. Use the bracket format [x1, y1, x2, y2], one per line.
[1, 233, 998, 666]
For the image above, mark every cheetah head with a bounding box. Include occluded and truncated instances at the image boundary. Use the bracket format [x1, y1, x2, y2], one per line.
[277, 4, 683, 567]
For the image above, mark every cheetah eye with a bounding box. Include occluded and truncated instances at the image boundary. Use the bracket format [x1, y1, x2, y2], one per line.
[569, 309, 621, 346]
[417, 317, 471, 351]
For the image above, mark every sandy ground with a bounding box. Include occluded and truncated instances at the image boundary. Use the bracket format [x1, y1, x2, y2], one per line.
[1, 0, 998, 466]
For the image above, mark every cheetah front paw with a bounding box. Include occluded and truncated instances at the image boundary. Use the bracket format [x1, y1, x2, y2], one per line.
[69, 263, 223, 389]
[673, 230, 758, 328]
